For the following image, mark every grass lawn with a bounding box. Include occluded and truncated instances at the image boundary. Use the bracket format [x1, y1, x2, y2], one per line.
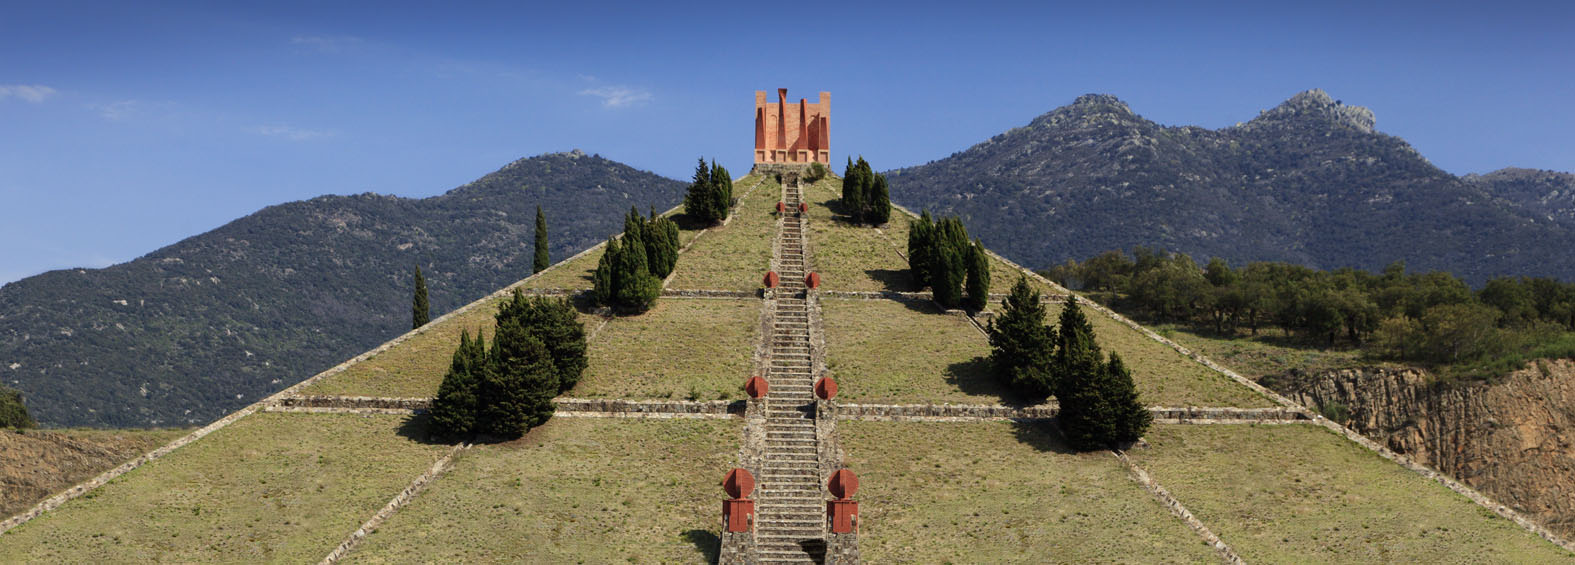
[304, 295, 604, 398]
[521, 245, 605, 290]
[665, 175, 779, 291]
[841, 421, 1217, 563]
[346, 418, 739, 564]
[570, 297, 760, 401]
[2, 428, 191, 520]
[1128, 425, 1571, 563]
[802, 178, 916, 292]
[1042, 302, 1275, 408]
[821, 298, 1016, 405]
[0, 413, 452, 563]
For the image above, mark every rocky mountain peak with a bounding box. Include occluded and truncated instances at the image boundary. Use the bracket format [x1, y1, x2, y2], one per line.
[1248, 88, 1376, 133]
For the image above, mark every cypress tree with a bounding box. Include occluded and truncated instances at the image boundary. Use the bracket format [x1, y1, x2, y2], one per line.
[867, 172, 892, 225]
[964, 239, 991, 311]
[685, 157, 723, 225]
[1104, 352, 1152, 443]
[642, 208, 679, 279]
[479, 314, 558, 439]
[987, 276, 1056, 399]
[1053, 299, 1117, 451]
[593, 237, 619, 306]
[501, 290, 588, 394]
[842, 157, 866, 222]
[712, 161, 733, 217]
[430, 329, 484, 437]
[930, 217, 970, 307]
[411, 266, 431, 330]
[533, 205, 549, 274]
[908, 211, 936, 287]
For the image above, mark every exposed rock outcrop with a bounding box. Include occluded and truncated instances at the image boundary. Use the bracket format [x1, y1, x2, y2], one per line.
[1265, 360, 1575, 537]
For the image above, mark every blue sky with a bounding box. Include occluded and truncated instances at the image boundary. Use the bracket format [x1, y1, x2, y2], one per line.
[2, 0, 1571, 284]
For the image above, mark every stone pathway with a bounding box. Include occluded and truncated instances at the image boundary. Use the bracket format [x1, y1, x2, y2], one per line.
[754, 177, 828, 564]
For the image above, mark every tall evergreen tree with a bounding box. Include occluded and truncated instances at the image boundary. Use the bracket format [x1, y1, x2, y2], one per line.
[867, 172, 892, 225]
[430, 329, 485, 437]
[908, 211, 937, 287]
[500, 290, 588, 394]
[411, 265, 430, 330]
[987, 277, 1056, 399]
[593, 237, 620, 306]
[1053, 299, 1120, 451]
[533, 205, 550, 274]
[684, 157, 724, 225]
[1103, 352, 1152, 443]
[479, 314, 558, 439]
[964, 239, 991, 311]
[930, 217, 970, 308]
[643, 208, 679, 279]
[842, 157, 867, 220]
[712, 161, 734, 214]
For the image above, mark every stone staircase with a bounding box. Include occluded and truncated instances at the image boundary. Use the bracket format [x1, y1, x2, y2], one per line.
[756, 178, 827, 564]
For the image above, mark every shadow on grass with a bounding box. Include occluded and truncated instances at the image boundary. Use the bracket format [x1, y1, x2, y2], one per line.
[669, 211, 717, 232]
[394, 413, 453, 446]
[681, 529, 720, 563]
[1010, 419, 1076, 454]
[865, 269, 918, 293]
[945, 357, 1027, 407]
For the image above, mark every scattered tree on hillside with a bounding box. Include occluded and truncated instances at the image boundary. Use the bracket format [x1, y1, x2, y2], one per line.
[1052, 299, 1149, 451]
[838, 157, 890, 225]
[908, 211, 936, 287]
[533, 205, 549, 274]
[965, 239, 990, 310]
[411, 265, 430, 330]
[430, 290, 586, 440]
[684, 157, 732, 225]
[592, 208, 675, 313]
[0, 387, 35, 429]
[908, 212, 974, 308]
[641, 207, 680, 279]
[987, 276, 1055, 399]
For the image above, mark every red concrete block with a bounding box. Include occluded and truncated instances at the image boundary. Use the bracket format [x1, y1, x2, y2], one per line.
[814, 377, 838, 400]
[724, 499, 755, 533]
[798, 201, 808, 213]
[827, 499, 859, 534]
[806, 272, 820, 289]
[777, 201, 786, 213]
[764, 271, 779, 288]
[744, 376, 769, 399]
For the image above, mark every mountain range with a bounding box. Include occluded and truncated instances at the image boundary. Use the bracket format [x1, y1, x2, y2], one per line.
[6, 90, 1574, 428]
[0, 150, 684, 427]
[886, 89, 1575, 285]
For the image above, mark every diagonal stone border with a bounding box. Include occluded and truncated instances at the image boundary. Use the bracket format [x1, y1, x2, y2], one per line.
[319, 442, 470, 564]
[1114, 449, 1245, 564]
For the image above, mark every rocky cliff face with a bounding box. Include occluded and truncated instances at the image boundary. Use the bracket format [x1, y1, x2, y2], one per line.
[1265, 361, 1575, 537]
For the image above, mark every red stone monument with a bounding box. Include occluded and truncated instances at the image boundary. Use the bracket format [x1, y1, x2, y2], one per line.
[826, 469, 860, 534]
[723, 468, 756, 533]
[744, 376, 769, 399]
[755, 88, 830, 165]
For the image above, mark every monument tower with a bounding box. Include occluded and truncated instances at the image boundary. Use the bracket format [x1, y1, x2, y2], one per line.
[753, 88, 829, 172]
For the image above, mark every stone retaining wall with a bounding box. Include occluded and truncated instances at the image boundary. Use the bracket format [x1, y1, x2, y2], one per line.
[663, 289, 761, 299]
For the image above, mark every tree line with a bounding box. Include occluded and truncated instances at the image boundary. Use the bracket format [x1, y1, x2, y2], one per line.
[593, 207, 681, 314]
[840, 157, 891, 225]
[1045, 248, 1575, 376]
[987, 277, 1149, 450]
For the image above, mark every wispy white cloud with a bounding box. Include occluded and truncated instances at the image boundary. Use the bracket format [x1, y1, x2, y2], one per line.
[250, 125, 334, 141]
[93, 100, 140, 121]
[290, 35, 363, 53]
[0, 84, 57, 103]
[579, 85, 652, 108]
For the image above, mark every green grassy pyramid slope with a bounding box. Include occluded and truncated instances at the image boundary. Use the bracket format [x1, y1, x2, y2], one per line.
[2, 171, 1569, 562]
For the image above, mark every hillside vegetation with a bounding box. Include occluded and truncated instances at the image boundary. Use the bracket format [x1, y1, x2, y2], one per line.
[888, 89, 1575, 286]
[0, 150, 685, 427]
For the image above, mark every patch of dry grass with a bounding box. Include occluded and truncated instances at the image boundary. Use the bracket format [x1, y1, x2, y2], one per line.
[348, 418, 739, 564]
[821, 298, 1014, 405]
[571, 297, 760, 401]
[665, 175, 778, 291]
[842, 420, 1217, 563]
[802, 178, 916, 293]
[0, 413, 451, 563]
[1128, 425, 1570, 563]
